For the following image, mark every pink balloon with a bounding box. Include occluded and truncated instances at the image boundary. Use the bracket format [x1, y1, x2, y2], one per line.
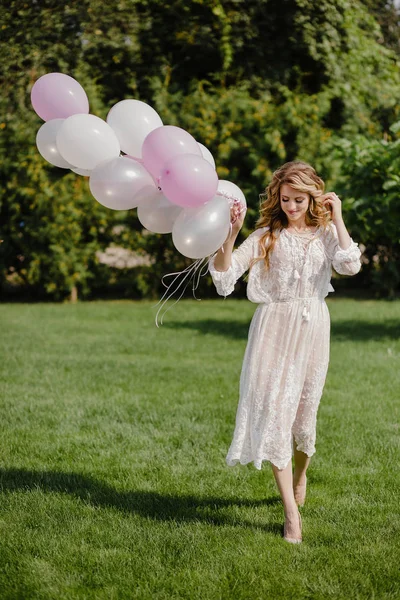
[142, 126, 201, 179]
[31, 73, 89, 121]
[160, 154, 218, 208]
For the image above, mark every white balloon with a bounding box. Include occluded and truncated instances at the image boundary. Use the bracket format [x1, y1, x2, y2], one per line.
[56, 114, 120, 170]
[172, 195, 230, 259]
[89, 156, 156, 211]
[198, 142, 216, 170]
[138, 191, 182, 234]
[217, 180, 247, 210]
[36, 119, 71, 168]
[71, 166, 92, 176]
[107, 99, 163, 159]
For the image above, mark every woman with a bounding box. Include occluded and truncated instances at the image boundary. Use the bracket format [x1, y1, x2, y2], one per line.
[208, 161, 362, 543]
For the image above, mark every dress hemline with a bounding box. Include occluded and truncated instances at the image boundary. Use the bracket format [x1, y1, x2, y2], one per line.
[226, 446, 316, 471]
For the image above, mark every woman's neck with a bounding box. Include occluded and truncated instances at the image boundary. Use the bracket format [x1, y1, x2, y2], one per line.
[287, 220, 308, 230]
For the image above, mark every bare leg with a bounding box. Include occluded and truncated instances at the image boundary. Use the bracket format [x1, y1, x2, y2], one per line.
[293, 436, 310, 505]
[271, 459, 301, 540]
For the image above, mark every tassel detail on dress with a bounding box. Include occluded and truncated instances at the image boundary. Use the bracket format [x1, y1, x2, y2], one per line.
[294, 270, 301, 280]
[302, 306, 310, 321]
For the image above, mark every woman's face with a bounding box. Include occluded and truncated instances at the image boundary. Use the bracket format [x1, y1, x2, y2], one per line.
[280, 183, 310, 224]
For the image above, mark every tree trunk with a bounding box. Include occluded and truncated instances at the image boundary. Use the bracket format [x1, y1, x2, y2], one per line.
[70, 285, 78, 303]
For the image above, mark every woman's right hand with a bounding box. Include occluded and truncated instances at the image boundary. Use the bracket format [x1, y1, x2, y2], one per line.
[230, 203, 246, 237]
[215, 202, 246, 265]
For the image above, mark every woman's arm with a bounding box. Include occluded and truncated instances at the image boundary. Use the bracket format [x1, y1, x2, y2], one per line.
[321, 191, 351, 249]
[208, 205, 256, 297]
[320, 192, 362, 276]
[213, 206, 245, 271]
[334, 218, 351, 251]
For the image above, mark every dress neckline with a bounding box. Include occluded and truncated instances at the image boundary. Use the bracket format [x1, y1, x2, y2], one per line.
[282, 225, 321, 237]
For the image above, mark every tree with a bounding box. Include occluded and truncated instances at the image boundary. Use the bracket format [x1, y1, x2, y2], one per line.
[334, 127, 400, 297]
[0, 0, 134, 300]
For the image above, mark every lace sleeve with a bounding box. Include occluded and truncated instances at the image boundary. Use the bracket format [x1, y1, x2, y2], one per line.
[208, 231, 259, 297]
[324, 223, 362, 276]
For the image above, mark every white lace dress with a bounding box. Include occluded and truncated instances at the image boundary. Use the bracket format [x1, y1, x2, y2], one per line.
[208, 223, 362, 470]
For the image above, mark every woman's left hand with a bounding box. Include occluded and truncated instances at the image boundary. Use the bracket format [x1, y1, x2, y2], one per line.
[320, 192, 343, 224]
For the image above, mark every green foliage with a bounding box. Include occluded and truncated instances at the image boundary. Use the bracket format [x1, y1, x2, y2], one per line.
[0, 0, 135, 299]
[1, 0, 400, 299]
[334, 130, 400, 297]
[365, 0, 400, 55]
[1, 154, 115, 299]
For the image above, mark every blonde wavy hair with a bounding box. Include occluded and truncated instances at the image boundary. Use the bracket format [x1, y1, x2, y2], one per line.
[249, 161, 332, 271]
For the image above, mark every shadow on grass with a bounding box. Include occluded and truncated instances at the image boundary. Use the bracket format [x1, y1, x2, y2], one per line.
[0, 468, 282, 535]
[163, 319, 251, 340]
[331, 319, 400, 342]
[164, 317, 400, 342]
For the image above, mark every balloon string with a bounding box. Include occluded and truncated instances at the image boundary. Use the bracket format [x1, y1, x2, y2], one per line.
[216, 190, 243, 203]
[159, 259, 203, 290]
[155, 275, 195, 327]
[154, 258, 207, 327]
[156, 257, 210, 326]
[192, 257, 209, 300]
[155, 260, 202, 327]
[155, 259, 202, 306]
[154, 263, 199, 327]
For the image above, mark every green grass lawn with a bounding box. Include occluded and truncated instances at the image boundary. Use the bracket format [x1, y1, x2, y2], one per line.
[0, 298, 399, 600]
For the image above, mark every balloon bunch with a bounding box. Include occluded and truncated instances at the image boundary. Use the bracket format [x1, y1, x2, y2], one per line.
[31, 72, 247, 263]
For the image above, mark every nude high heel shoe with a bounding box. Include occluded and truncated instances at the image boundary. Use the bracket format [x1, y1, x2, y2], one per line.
[283, 511, 302, 544]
